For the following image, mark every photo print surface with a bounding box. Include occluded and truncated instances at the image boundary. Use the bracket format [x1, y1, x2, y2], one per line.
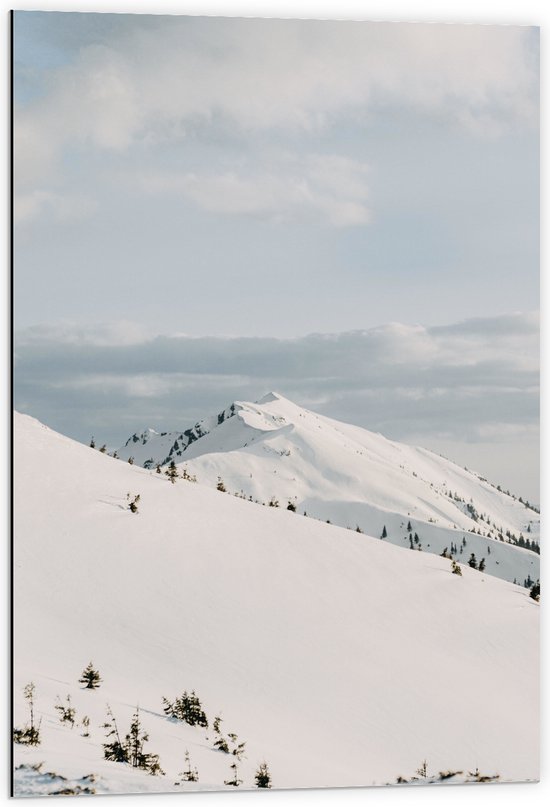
[12, 11, 539, 796]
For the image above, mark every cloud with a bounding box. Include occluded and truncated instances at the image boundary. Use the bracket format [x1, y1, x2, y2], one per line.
[14, 16, 538, 196]
[14, 190, 98, 225]
[14, 313, 539, 457]
[141, 153, 370, 227]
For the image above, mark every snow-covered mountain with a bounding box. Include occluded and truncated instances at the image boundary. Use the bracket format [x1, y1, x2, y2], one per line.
[117, 393, 540, 587]
[13, 412, 540, 794]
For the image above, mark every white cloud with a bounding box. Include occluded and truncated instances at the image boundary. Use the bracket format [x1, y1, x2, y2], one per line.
[14, 17, 538, 194]
[141, 153, 370, 227]
[14, 190, 98, 225]
[14, 312, 539, 442]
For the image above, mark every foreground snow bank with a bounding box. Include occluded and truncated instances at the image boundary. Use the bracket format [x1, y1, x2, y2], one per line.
[13, 413, 539, 795]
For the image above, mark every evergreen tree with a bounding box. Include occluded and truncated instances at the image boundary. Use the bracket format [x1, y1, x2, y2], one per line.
[156, 464, 162, 474]
[468, 554, 477, 569]
[89, 437, 95, 449]
[55, 694, 76, 727]
[255, 761, 272, 788]
[165, 460, 178, 484]
[212, 714, 230, 753]
[103, 706, 164, 775]
[79, 661, 102, 690]
[407, 521, 412, 532]
[381, 525, 387, 539]
[127, 456, 134, 465]
[13, 682, 41, 746]
[217, 477, 227, 492]
[102, 704, 128, 762]
[99, 445, 107, 454]
[224, 760, 243, 787]
[409, 536, 414, 550]
[478, 558, 486, 572]
[228, 732, 246, 760]
[416, 760, 428, 779]
[176, 749, 199, 783]
[129, 494, 140, 514]
[451, 560, 462, 576]
[162, 691, 208, 728]
[287, 501, 297, 512]
[81, 715, 91, 737]
[530, 581, 540, 601]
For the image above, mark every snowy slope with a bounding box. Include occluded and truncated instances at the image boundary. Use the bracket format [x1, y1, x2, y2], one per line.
[117, 393, 540, 586]
[13, 412, 539, 795]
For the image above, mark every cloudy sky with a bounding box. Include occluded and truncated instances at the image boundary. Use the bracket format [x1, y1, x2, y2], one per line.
[13, 12, 539, 499]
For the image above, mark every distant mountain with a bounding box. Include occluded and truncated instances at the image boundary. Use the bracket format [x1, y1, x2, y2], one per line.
[117, 392, 540, 586]
[13, 412, 540, 793]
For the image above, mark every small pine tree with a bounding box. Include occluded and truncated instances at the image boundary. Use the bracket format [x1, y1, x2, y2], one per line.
[217, 477, 227, 492]
[530, 581, 540, 601]
[102, 705, 128, 762]
[89, 437, 95, 449]
[228, 732, 246, 760]
[213, 714, 230, 753]
[129, 494, 140, 514]
[162, 691, 208, 728]
[409, 536, 414, 550]
[478, 557, 486, 572]
[176, 749, 199, 783]
[99, 444, 107, 453]
[13, 682, 41, 746]
[81, 715, 91, 737]
[79, 662, 102, 690]
[416, 760, 428, 779]
[468, 554, 477, 569]
[103, 706, 164, 775]
[165, 460, 178, 484]
[268, 497, 279, 507]
[287, 501, 297, 512]
[55, 694, 76, 727]
[156, 464, 162, 474]
[381, 525, 387, 539]
[224, 760, 243, 787]
[128, 456, 134, 465]
[407, 521, 412, 532]
[255, 761, 272, 788]
[451, 559, 462, 576]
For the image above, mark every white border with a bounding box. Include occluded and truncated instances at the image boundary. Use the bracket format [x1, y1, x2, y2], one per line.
[2, 1, 546, 805]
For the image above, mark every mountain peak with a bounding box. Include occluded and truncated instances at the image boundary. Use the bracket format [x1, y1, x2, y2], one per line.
[257, 391, 285, 404]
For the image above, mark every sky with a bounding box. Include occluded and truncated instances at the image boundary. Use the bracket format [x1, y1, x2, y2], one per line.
[12, 12, 540, 500]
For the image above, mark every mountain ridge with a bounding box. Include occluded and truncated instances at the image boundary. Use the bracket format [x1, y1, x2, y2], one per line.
[113, 393, 540, 586]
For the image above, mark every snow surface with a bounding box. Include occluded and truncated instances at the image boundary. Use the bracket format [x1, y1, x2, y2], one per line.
[13, 411, 539, 796]
[117, 393, 540, 586]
